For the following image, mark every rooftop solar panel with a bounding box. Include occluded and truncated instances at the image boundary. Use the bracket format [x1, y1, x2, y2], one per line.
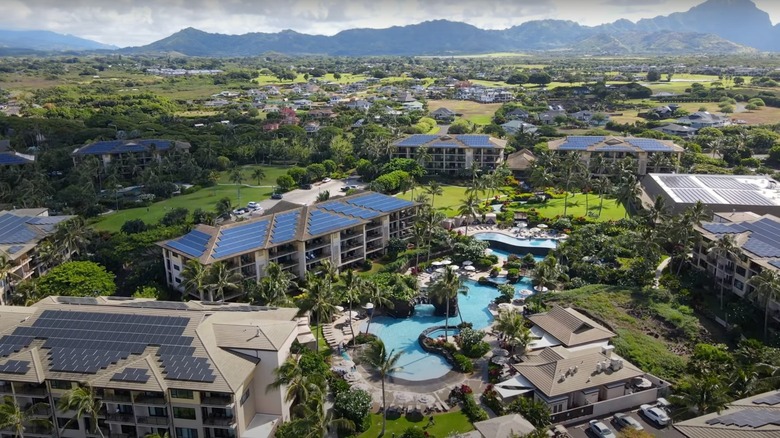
[696, 176, 759, 190]
[0, 214, 38, 245]
[771, 260, 780, 270]
[705, 409, 780, 428]
[625, 138, 674, 151]
[395, 135, 439, 147]
[0, 152, 32, 165]
[459, 135, 494, 148]
[754, 392, 780, 406]
[307, 210, 361, 236]
[670, 188, 723, 204]
[111, 367, 150, 383]
[0, 360, 30, 374]
[213, 219, 270, 258]
[270, 211, 301, 244]
[319, 202, 381, 220]
[657, 175, 700, 189]
[714, 190, 774, 206]
[167, 229, 211, 258]
[346, 193, 414, 213]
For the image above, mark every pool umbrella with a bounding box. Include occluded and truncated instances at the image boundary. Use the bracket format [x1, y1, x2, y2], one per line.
[449, 265, 460, 271]
[417, 394, 434, 404]
[493, 348, 510, 357]
[440, 260, 452, 265]
[462, 260, 473, 266]
[537, 224, 548, 229]
[534, 285, 549, 293]
[559, 234, 569, 239]
[364, 303, 375, 310]
[519, 289, 534, 297]
[346, 310, 360, 319]
[464, 265, 476, 271]
[491, 355, 510, 365]
[435, 268, 446, 273]
[335, 305, 345, 313]
[431, 261, 444, 266]
[395, 392, 413, 403]
[529, 227, 540, 233]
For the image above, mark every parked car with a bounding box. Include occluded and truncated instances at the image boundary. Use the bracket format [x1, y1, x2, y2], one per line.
[640, 404, 671, 426]
[322, 177, 332, 183]
[613, 413, 644, 431]
[247, 201, 260, 210]
[271, 193, 283, 200]
[232, 208, 248, 215]
[300, 183, 312, 190]
[588, 420, 616, 438]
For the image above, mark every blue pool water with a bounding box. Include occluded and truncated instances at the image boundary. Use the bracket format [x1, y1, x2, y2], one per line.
[474, 232, 558, 250]
[364, 278, 535, 381]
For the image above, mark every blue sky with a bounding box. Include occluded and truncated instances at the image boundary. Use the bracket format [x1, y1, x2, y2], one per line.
[1, 0, 778, 47]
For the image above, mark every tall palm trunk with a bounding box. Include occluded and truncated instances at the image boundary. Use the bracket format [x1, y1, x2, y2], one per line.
[365, 311, 374, 335]
[598, 188, 605, 217]
[380, 378, 387, 436]
[348, 300, 356, 347]
[444, 297, 450, 340]
[316, 312, 321, 353]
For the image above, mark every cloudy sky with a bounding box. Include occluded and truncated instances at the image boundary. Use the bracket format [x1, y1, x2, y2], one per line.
[2, 0, 779, 47]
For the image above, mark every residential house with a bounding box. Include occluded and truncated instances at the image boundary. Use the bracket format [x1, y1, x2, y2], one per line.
[653, 123, 698, 138]
[0, 208, 74, 304]
[547, 136, 684, 175]
[537, 109, 566, 125]
[501, 120, 537, 136]
[0, 296, 308, 438]
[396, 92, 416, 103]
[159, 192, 417, 300]
[676, 111, 731, 129]
[345, 99, 371, 112]
[504, 149, 536, 178]
[278, 108, 299, 125]
[569, 110, 610, 126]
[526, 306, 617, 351]
[430, 107, 455, 123]
[304, 121, 320, 134]
[71, 139, 191, 176]
[505, 109, 530, 121]
[675, 389, 780, 437]
[402, 101, 424, 112]
[292, 99, 312, 109]
[648, 105, 679, 119]
[262, 122, 281, 132]
[308, 108, 337, 120]
[393, 134, 506, 175]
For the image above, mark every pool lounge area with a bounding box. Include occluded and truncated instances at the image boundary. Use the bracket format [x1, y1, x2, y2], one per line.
[474, 231, 559, 256]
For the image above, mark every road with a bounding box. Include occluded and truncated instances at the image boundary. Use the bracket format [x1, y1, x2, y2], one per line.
[240, 176, 366, 216]
[566, 409, 684, 438]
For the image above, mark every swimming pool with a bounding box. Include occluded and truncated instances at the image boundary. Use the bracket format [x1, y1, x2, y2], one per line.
[363, 278, 535, 381]
[474, 232, 558, 257]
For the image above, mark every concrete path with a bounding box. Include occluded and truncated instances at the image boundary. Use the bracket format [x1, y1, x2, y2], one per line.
[654, 257, 672, 288]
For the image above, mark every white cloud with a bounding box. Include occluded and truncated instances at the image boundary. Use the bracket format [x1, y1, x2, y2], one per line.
[0, 0, 777, 47]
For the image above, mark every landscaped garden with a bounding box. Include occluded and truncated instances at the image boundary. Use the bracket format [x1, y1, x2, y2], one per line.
[358, 411, 473, 437]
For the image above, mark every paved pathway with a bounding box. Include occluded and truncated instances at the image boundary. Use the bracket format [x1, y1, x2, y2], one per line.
[654, 257, 672, 288]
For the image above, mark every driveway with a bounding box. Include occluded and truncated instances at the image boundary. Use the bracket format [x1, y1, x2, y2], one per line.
[567, 409, 685, 438]
[242, 177, 367, 215]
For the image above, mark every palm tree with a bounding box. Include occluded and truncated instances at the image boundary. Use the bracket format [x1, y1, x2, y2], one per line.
[457, 194, 480, 235]
[411, 221, 427, 267]
[251, 167, 266, 185]
[424, 181, 443, 212]
[671, 375, 729, 415]
[339, 270, 365, 346]
[614, 174, 641, 218]
[181, 259, 209, 301]
[708, 235, 738, 309]
[642, 195, 670, 228]
[423, 210, 446, 262]
[362, 281, 394, 335]
[298, 273, 338, 352]
[495, 310, 533, 355]
[267, 356, 326, 406]
[57, 384, 104, 438]
[251, 262, 295, 306]
[207, 262, 242, 302]
[685, 201, 711, 226]
[558, 152, 587, 217]
[359, 339, 403, 437]
[532, 256, 568, 292]
[748, 269, 780, 340]
[55, 217, 90, 259]
[591, 176, 612, 218]
[229, 168, 244, 204]
[215, 197, 233, 218]
[428, 266, 468, 339]
[0, 396, 52, 438]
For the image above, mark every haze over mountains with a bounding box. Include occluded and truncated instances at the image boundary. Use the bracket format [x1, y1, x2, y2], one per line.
[1, 0, 778, 56]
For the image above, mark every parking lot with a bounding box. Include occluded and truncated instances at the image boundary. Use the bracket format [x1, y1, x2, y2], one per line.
[566, 409, 685, 438]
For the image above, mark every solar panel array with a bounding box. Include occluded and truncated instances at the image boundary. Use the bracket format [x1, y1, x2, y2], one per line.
[319, 202, 382, 220]
[624, 138, 674, 152]
[696, 176, 758, 190]
[754, 393, 780, 406]
[705, 409, 780, 428]
[714, 190, 774, 206]
[57, 297, 98, 305]
[558, 136, 605, 150]
[166, 229, 211, 258]
[0, 152, 31, 165]
[346, 193, 415, 213]
[121, 301, 190, 310]
[771, 261, 780, 270]
[658, 175, 701, 189]
[6, 245, 23, 254]
[213, 219, 270, 258]
[308, 210, 361, 237]
[270, 210, 301, 244]
[429, 142, 459, 149]
[0, 360, 30, 375]
[0, 309, 216, 382]
[111, 367, 150, 383]
[596, 145, 634, 152]
[702, 218, 780, 258]
[0, 214, 37, 245]
[395, 135, 439, 147]
[670, 188, 723, 204]
[459, 135, 494, 148]
[76, 139, 176, 156]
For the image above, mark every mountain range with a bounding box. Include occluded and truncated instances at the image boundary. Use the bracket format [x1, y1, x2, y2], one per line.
[0, 29, 116, 52]
[1, 0, 778, 56]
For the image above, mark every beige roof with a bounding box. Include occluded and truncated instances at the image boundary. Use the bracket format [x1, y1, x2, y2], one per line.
[675, 390, 780, 438]
[528, 306, 616, 347]
[0, 297, 300, 394]
[474, 414, 535, 438]
[512, 346, 643, 398]
[547, 136, 684, 153]
[504, 149, 536, 171]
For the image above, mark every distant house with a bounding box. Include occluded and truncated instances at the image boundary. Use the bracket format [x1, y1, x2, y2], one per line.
[279, 107, 299, 125]
[71, 139, 191, 175]
[537, 110, 566, 125]
[263, 122, 280, 132]
[292, 99, 312, 109]
[345, 99, 371, 112]
[653, 123, 698, 138]
[351, 119, 365, 129]
[396, 92, 416, 103]
[676, 111, 731, 129]
[569, 110, 610, 126]
[505, 108, 530, 120]
[504, 148, 536, 177]
[430, 107, 455, 123]
[304, 121, 321, 134]
[308, 108, 337, 119]
[402, 101, 424, 112]
[501, 120, 538, 136]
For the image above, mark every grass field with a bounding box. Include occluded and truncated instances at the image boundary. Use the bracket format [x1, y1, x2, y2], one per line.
[427, 99, 501, 126]
[216, 164, 290, 185]
[397, 185, 479, 217]
[359, 411, 472, 437]
[513, 193, 627, 222]
[93, 185, 274, 232]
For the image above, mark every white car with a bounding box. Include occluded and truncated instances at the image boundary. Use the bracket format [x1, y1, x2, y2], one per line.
[613, 413, 643, 431]
[588, 420, 616, 438]
[322, 177, 331, 183]
[247, 201, 260, 210]
[640, 404, 670, 426]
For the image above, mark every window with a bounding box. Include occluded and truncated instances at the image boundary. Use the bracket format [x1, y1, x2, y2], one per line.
[171, 389, 193, 399]
[240, 388, 250, 406]
[175, 278, 182, 284]
[735, 280, 744, 291]
[736, 266, 747, 277]
[552, 404, 563, 414]
[57, 418, 78, 430]
[174, 264, 181, 271]
[176, 428, 198, 438]
[50, 380, 71, 390]
[173, 407, 196, 420]
[148, 407, 167, 417]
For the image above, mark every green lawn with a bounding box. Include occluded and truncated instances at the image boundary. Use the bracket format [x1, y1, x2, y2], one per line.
[309, 324, 333, 354]
[217, 164, 290, 186]
[92, 185, 274, 232]
[397, 185, 484, 217]
[359, 411, 473, 437]
[514, 193, 627, 222]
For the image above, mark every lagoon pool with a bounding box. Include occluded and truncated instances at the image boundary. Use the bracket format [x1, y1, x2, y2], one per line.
[363, 278, 535, 381]
[474, 232, 558, 250]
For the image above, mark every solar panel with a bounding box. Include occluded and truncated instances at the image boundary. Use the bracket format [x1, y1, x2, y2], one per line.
[658, 175, 700, 189]
[166, 229, 211, 258]
[754, 392, 780, 406]
[705, 409, 780, 428]
[0, 360, 30, 374]
[0, 152, 32, 165]
[76, 139, 176, 156]
[702, 218, 780, 259]
[429, 142, 459, 149]
[345, 193, 415, 213]
[111, 367, 150, 383]
[270, 211, 301, 244]
[213, 219, 270, 258]
[558, 136, 605, 150]
[625, 138, 674, 152]
[459, 135, 495, 148]
[771, 260, 780, 270]
[670, 188, 723, 204]
[159, 355, 215, 382]
[307, 210, 361, 236]
[57, 297, 99, 305]
[696, 176, 759, 190]
[0, 214, 38, 245]
[714, 190, 774, 206]
[395, 135, 439, 147]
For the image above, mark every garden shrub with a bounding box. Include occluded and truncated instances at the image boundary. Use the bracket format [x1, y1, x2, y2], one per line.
[328, 373, 351, 397]
[481, 386, 505, 416]
[453, 353, 474, 372]
[461, 393, 488, 422]
[401, 427, 429, 438]
[506, 268, 520, 282]
[457, 328, 491, 358]
[333, 388, 372, 433]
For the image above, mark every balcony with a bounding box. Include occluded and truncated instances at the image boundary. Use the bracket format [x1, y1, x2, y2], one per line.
[269, 248, 297, 260]
[202, 394, 234, 407]
[103, 393, 133, 403]
[86, 428, 111, 437]
[340, 254, 365, 266]
[15, 385, 47, 397]
[366, 233, 382, 243]
[18, 425, 53, 437]
[106, 412, 135, 424]
[136, 416, 169, 426]
[109, 434, 133, 438]
[340, 233, 362, 243]
[133, 394, 166, 405]
[305, 240, 330, 251]
[203, 415, 236, 427]
[366, 222, 382, 231]
[23, 403, 51, 417]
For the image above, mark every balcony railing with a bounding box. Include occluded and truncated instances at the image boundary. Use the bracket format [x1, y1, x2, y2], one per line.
[86, 427, 111, 437]
[203, 415, 236, 427]
[109, 434, 133, 438]
[18, 425, 54, 436]
[23, 403, 51, 417]
[106, 412, 135, 423]
[15, 386, 46, 396]
[103, 393, 133, 403]
[136, 415, 169, 426]
[133, 395, 166, 405]
[202, 395, 233, 407]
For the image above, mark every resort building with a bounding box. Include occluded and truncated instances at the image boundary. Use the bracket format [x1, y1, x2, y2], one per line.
[159, 192, 417, 301]
[546, 136, 684, 175]
[0, 296, 305, 438]
[0, 140, 34, 166]
[392, 134, 506, 175]
[642, 174, 780, 216]
[692, 212, 780, 325]
[675, 389, 780, 437]
[676, 111, 731, 129]
[504, 149, 536, 178]
[71, 139, 191, 176]
[0, 209, 74, 305]
[494, 307, 669, 423]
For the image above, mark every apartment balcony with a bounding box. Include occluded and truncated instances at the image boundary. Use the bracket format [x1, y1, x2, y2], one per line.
[203, 415, 236, 427]
[305, 240, 330, 252]
[366, 222, 382, 231]
[340, 232, 362, 242]
[280, 259, 299, 270]
[106, 412, 135, 424]
[340, 254, 365, 266]
[133, 394, 166, 406]
[0, 384, 11, 395]
[15, 385, 46, 397]
[305, 253, 330, 267]
[23, 403, 51, 417]
[109, 434, 133, 438]
[366, 244, 384, 255]
[18, 425, 54, 437]
[269, 248, 297, 260]
[202, 394, 234, 407]
[136, 416, 169, 426]
[103, 393, 133, 404]
[340, 242, 363, 253]
[366, 233, 383, 243]
[86, 428, 111, 437]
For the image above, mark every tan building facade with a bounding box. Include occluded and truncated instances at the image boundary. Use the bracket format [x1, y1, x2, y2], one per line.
[547, 136, 684, 175]
[393, 134, 506, 175]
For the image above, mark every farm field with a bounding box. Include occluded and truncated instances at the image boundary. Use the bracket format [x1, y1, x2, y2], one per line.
[427, 99, 501, 125]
